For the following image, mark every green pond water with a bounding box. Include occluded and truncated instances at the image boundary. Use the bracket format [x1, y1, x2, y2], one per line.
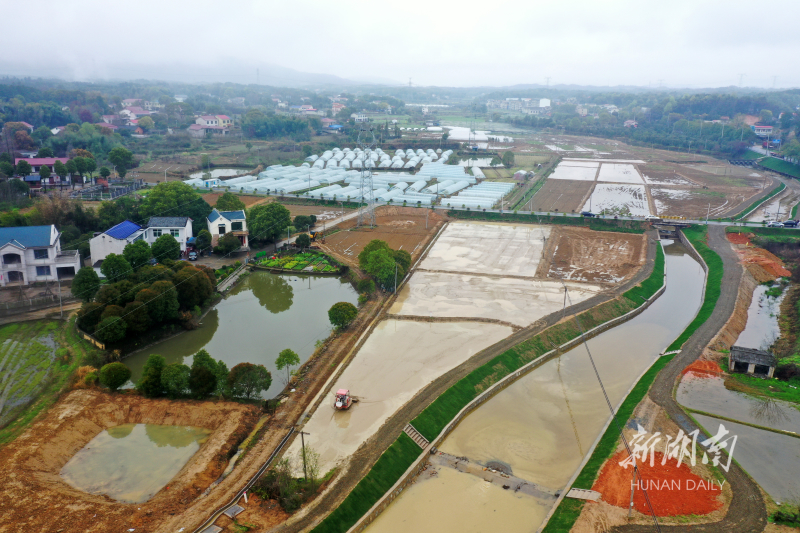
[60, 423, 212, 503]
[124, 271, 358, 398]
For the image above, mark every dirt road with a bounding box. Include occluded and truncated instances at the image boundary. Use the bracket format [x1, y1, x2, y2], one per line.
[613, 225, 767, 532]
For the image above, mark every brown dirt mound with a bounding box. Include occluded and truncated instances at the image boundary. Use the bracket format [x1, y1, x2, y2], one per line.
[727, 233, 791, 279]
[682, 359, 723, 377]
[727, 233, 751, 245]
[593, 450, 724, 516]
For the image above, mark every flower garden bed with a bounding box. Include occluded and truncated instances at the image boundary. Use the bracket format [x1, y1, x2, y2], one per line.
[255, 252, 341, 273]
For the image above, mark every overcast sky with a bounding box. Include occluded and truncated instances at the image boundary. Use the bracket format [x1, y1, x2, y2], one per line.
[4, 0, 798, 89]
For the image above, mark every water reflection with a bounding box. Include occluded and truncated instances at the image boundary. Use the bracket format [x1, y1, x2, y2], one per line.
[248, 273, 294, 313]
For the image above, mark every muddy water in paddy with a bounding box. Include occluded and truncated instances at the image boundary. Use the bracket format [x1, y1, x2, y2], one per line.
[736, 283, 785, 350]
[366, 241, 705, 533]
[60, 423, 211, 503]
[124, 271, 357, 398]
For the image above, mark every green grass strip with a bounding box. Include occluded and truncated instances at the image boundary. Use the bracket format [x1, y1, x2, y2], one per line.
[792, 201, 799, 220]
[665, 226, 721, 352]
[542, 352, 678, 532]
[732, 182, 785, 220]
[760, 157, 800, 179]
[312, 243, 666, 533]
[311, 433, 421, 533]
[739, 150, 765, 161]
[511, 176, 546, 211]
[447, 210, 648, 234]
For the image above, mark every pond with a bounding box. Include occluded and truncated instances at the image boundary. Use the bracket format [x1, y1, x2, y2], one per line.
[124, 271, 359, 398]
[60, 423, 212, 503]
[736, 283, 786, 350]
[187, 168, 249, 180]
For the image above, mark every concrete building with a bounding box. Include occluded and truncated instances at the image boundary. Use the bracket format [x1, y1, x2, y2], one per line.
[216, 115, 233, 128]
[0, 225, 80, 286]
[146, 216, 193, 252]
[207, 209, 249, 251]
[14, 157, 69, 174]
[196, 115, 220, 126]
[752, 125, 774, 137]
[89, 220, 145, 273]
[187, 124, 229, 138]
[729, 346, 776, 377]
[539, 98, 551, 108]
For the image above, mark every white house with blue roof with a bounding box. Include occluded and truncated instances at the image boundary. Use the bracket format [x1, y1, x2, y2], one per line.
[89, 220, 145, 273]
[207, 208, 249, 251]
[0, 225, 80, 286]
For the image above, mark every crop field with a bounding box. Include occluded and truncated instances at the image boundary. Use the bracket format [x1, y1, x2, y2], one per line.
[529, 179, 594, 213]
[321, 206, 445, 267]
[641, 171, 694, 186]
[584, 184, 650, 216]
[0, 322, 61, 429]
[548, 165, 598, 182]
[201, 192, 268, 207]
[596, 163, 644, 184]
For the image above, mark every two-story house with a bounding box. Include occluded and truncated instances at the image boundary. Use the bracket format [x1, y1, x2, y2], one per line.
[207, 209, 249, 251]
[89, 220, 145, 273]
[216, 115, 233, 128]
[145, 217, 193, 253]
[0, 225, 80, 286]
[196, 116, 219, 126]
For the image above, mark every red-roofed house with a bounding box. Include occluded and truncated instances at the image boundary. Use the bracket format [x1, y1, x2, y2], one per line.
[196, 116, 219, 126]
[19, 122, 34, 132]
[216, 115, 233, 128]
[14, 157, 69, 174]
[121, 106, 152, 119]
[187, 124, 228, 138]
[332, 103, 345, 113]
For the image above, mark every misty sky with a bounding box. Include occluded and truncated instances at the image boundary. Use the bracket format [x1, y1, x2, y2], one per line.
[4, 0, 798, 88]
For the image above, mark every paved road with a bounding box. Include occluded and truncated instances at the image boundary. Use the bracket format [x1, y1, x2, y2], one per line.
[614, 225, 768, 533]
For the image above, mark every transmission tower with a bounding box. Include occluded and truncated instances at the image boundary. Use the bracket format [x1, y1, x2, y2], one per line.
[357, 123, 377, 227]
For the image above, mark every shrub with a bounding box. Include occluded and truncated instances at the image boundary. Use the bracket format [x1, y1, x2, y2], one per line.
[94, 316, 127, 344]
[357, 278, 375, 294]
[99, 362, 132, 391]
[137, 353, 166, 397]
[161, 363, 190, 398]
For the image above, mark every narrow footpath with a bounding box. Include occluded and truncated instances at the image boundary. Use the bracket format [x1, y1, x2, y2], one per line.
[614, 225, 767, 532]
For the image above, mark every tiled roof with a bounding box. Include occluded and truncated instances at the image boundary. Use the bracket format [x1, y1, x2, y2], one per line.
[14, 157, 69, 165]
[220, 210, 246, 220]
[731, 346, 777, 367]
[0, 225, 53, 248]
[147, 216, 191, 228]
[104, 220, 142, 240]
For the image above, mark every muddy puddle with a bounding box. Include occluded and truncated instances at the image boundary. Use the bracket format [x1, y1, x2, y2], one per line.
[124, 271, 357, 398]
[60, 423, 211, 503]
[365, 241, 705, 532]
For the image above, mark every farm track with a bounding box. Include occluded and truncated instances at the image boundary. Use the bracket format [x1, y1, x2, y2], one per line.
[612, 225, 767, 533]
[267, 230, 661, 533]
[384, 313, 523, 332]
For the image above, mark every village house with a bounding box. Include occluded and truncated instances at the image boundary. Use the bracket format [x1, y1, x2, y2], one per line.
[89, 217, 194, 273]
[145, 216, 193, 252]
[14, 157, 69, 175]
[751, 124, 774, 137]
[0, 225, 80, 286]
[196, 115, 219, 126]
[187, 124, 229, 138]
[216, 115, 233, 128]
[207, 209, 249, 251]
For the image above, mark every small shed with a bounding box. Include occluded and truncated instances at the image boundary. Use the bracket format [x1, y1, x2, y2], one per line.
[729, 346, 776, 378]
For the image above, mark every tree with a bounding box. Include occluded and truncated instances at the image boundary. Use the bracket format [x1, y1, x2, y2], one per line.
[84, 157, 97, 181]
[195, 229, 212, 251]
[214, 232, 241, 255]
[108, 146, 134, 176]
[54, 160, 67, 182]
[123, 300, 151, 333]
[95, 284, 121, 305]
[36, 147, 54, 158]
[138, 116, 155, 131]
[77, 302, 105, 332]
[73, 267, 101, 302]
[245, 142, 253, 153]
[161, 363, 190, 398]
[328, 301, 358, 330]
[365, 249, 403, 290]
[139, 181, 212, 234]
[302, 145, 312, 157]
[249, 203, 291, 243]
[228, 362, 272, 399]
[392, 249, 411, 272]
[141, 280, 180, 322]
[94, 316, 127, 344]
[39, 164, 51, 182]
[99, 166, 111, 179]
[215, 192, 246, 211]
[0, 161, 14, 178]
[123, 240, 152, 270]
[66, 159, 77, 182]
[295, 233, 311, 250]
[99, 362, 131, 391]
[275, 348, 300, 385]
[293, 215, 315, 231]
[152, 233, 181, 261]
[15, 160, 32, 177]
[502, 150, 515, 167]
[173, 265, 213, 309]
[189, 365, 217, 398]
[137, 353, 166, 397]
[100, 253, 132, 282]
[357, 239, 391, 269]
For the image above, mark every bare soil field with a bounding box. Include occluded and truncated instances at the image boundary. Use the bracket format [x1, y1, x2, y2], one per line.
[537, 226, 647, 284]
[0, 389, 259, 533]
[282, 204, 355, 222]
[529, 179, 594, 212]
[202, 192, 269, 208]
[320, 206, 445, 268]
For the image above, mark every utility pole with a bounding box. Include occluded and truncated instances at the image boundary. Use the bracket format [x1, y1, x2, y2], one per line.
[706, 203, 710, 225]
[57, 277, 63, 319]
[298, 430, 310, 480]
[394, 263, 398, 293]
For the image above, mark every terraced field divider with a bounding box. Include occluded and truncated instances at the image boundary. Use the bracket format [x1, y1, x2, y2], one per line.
[542, 225, 722, 532]
[311, 244, 666, 533]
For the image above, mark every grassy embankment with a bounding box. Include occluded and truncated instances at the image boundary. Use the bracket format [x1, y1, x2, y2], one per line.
[448, 209, 649, 234]
[0, 318, 103, 446]
[760, 157, 800, 179]
[312, 245, 665, 533]
[732, 182, 786, 221]
[739, 150, 765, 161]
[544, 225, 722, 531]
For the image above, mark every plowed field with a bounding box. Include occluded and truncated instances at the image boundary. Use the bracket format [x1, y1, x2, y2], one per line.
[529, 179, 594, 213]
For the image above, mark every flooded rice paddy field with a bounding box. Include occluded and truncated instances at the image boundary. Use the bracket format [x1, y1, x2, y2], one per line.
[60, 423, 211, 503]
[583, 183, 650, 217]
[366, 241, 705, 532]
[391, 271, 601, 327]
[286, 320, 512, 473]
[596, 163, 644, 184]
[124, 271, 358, 398]
[737, 283, 785, 350]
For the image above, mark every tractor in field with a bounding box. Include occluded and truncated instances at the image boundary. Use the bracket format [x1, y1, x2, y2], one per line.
[334, 389, 354, 410]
